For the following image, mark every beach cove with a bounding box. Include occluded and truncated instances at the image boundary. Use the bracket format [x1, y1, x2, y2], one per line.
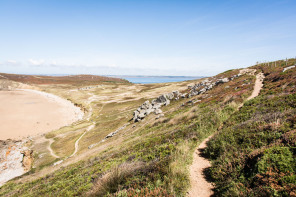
[0, 89, 83, 140]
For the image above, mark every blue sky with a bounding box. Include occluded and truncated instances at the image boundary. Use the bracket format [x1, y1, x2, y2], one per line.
[0, 0, 296, 76]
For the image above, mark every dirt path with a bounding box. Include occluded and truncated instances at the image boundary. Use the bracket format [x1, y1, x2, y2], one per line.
[246, 72, 265, 101]
[69, 101, 104, 157]
[67, 94, 105, 157]
[188, 135, 214, 197]
[47, 94, 101, 160]
[69, 124, 95, 158]
[47, 138, 60, 158]
[238, 72, 265, 108]
[188, 72, 265, 197]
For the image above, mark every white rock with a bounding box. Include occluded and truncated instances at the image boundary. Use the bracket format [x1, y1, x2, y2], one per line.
[283, 65, 295, 72]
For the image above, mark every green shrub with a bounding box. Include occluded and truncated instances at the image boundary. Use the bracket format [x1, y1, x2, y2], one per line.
[256, 146, 295, 174]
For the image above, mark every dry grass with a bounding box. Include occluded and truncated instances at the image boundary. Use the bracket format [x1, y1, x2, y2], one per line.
[168, 106, 199, 125]
[45, 122, 90, 139]
[51, 129, 84, 157]
[152, 117, 170, 126]
[88, 161, 146, 196]
[32, 140, 57, 169]
[167, 141, 193, 195]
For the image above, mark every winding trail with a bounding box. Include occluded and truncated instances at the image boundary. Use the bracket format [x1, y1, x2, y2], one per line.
[68, 99, 105, 157]
[188, 72, 265, 197]
[69, 124, 95, 158]
[47, 138, 60, 158]
[49, 93, 102, 161]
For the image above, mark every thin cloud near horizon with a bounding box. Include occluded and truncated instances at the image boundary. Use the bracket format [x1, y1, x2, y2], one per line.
[0, 0, 295, 76]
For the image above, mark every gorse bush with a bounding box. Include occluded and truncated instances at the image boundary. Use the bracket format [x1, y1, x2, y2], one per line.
[256, 146, 295, 174]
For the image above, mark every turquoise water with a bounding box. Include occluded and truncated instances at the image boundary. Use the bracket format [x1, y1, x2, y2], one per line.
[120, 76, 203, 84]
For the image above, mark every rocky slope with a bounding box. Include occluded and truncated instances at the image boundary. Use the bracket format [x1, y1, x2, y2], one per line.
[0, 140, 33, 186]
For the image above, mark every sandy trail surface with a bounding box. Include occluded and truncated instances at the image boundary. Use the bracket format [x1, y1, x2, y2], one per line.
[48, 138, 60, 158]
[247, 72, 265, 101]
[188, 135, 214, 197]
[0, 89, 83, 140]
[188, 72, 265, 197]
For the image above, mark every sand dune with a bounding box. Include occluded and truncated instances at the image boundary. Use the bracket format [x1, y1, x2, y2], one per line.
[0, 89, 83, 140]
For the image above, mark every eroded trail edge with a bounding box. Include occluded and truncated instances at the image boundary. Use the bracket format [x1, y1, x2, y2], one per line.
[188, 72, 265, 197]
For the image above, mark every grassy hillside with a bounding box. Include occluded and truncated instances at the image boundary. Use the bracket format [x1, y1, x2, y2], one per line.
[0, 59, 295, 196]
[205, 59, 296, 196]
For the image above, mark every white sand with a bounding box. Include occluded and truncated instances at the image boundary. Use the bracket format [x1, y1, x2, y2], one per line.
[0, 89, 83, 140]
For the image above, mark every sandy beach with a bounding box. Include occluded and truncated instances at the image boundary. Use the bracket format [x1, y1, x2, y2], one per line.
[0, 89, 83, 140]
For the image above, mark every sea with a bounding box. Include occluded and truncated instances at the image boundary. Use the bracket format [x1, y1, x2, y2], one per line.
[38, 74, 204, 84]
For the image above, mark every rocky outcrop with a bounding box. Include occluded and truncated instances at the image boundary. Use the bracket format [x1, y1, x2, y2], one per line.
[105, 123, 129, 139]
[187, 69, 259, 97]
[239, 68, 256, 76]
[283, 65, 295, 72]
[132, 68, 256, 122]
[21, 150, 34, 171]
[78, 85, 103, 91]
[0, 140, 33, 186]
[132, 91, 181, 122]
[132, 76, 235, 122]
[188, 77, 231, 97]
[133, 100, 156, 122]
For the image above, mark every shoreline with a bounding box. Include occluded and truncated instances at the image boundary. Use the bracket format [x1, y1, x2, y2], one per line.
[0, 89, 84, 186]
[0, 89, 84, 140]
[20, 88, 84, 122]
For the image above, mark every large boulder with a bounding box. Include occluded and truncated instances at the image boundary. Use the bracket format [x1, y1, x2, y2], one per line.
[152, 103, 161, 109]
[133, 100, 158, 122]
[140, 100, 151, 110]
[145, 108, 154, 115]
[173, 91, 180, 100]
[164, 99, 170, 106]
[215, 78, 229, 85]
[21, 149, 33, 171]
[155, 108, 163, 115]
[133, 91, 177, 122]
[199, 88, 207, 94]
[166, 92, 174, 100]
[181, 93, 187, 98]
[156, 95, 168, 104]
[221, 78, 229, 83]
[283, 65, 295, 72]
[132, 110, 140, 122]
[133, 110, 139, 117]
[138, 109, 146, 115]
[137, 112, 146, 120]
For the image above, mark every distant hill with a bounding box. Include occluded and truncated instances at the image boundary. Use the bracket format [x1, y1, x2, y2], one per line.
[0, 73, 129, 85]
